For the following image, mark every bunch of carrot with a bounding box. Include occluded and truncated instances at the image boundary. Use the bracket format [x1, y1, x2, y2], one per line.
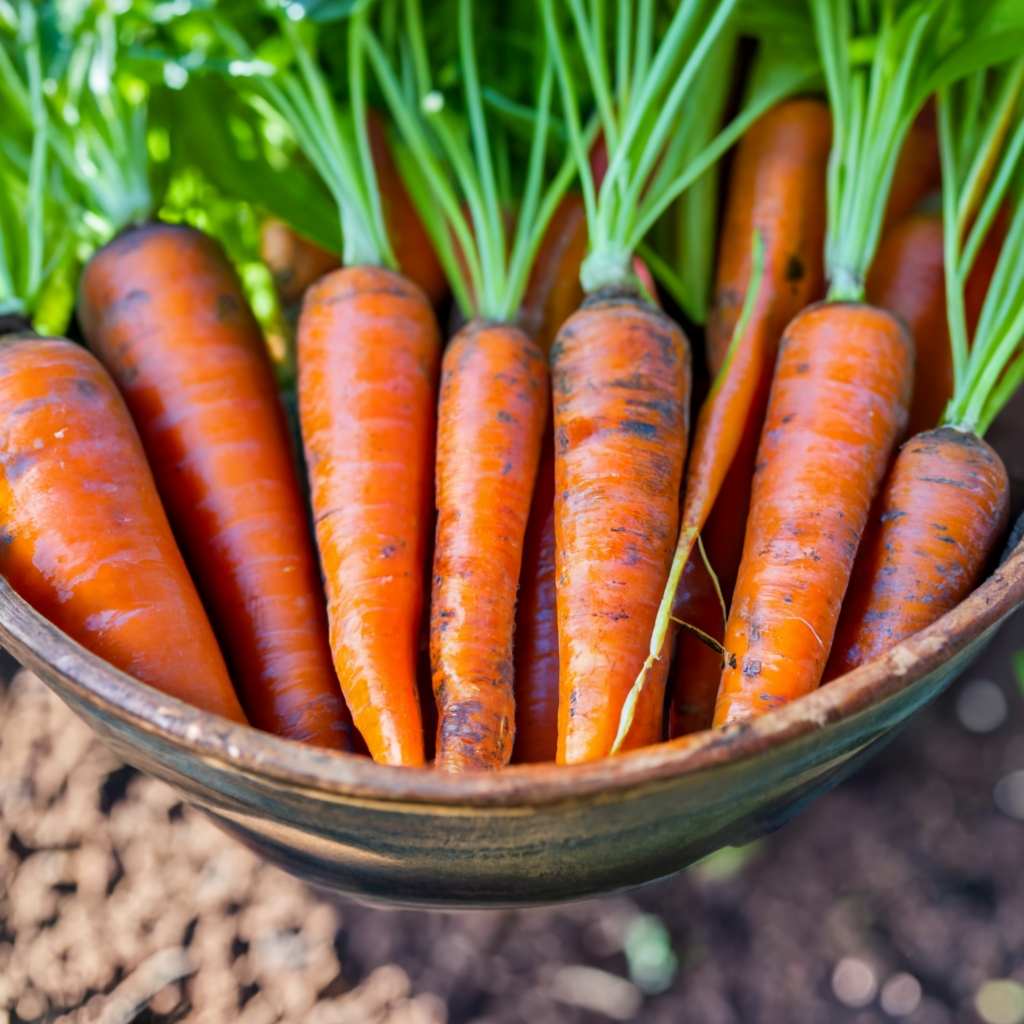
[0, 0, 1021, 773]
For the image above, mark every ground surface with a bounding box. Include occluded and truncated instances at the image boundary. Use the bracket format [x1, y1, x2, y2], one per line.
[1, 606, 1023, 1024]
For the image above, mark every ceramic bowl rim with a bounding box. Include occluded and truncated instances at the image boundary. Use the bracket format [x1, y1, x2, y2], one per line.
[1, 538, 1022, 810]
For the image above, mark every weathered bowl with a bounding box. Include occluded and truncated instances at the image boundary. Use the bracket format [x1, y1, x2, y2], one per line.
[1, 532, 1022, 908]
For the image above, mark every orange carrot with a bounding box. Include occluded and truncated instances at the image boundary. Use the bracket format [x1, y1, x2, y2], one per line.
[511, 425, 559, 764]
[519, 193, 588, 350]
[367, 111, 449, 308]
[78, 223, 353, 750]
[882, 99, 941, 231]
[299, 265, 441, 766]
[825, 428, 1009, 680]
[0, 336, 246, 724]
[260, 218, 341, 308]
[553, 290, 690, 762]
[825, 69, 1024, 679]
[867, 209, 1007, 437]
[260, 113, 448, 312]
[671, 99, 831, 736]
[235, 9, 453, 765]
[431, 322, 548, 769]
[712, 303, 913, 725]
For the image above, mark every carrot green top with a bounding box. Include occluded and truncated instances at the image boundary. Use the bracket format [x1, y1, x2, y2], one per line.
[219, 8, 395, 271]
[362, 0, 576, 322]
[811, 0, 1024, 303]
[0, 3, 65, 326]
[541, 0, 817, 296]
[939, 58, 1024, 436]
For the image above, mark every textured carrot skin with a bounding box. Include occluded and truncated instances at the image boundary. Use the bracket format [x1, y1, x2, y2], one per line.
[78, 223, 351, 750]
[671, 100, 830, 737]
[300, 265, 441, 766]
[825, 427, 1008, 680]
[511, 430, 559, 763]
[553, 290, 690, 763]
[0, 337, 246, 723]
[705, 100, 832, 376]
[713, 303, 914, 726]
[431, 321, 548, 771]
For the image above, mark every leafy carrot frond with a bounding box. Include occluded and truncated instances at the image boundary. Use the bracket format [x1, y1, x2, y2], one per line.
[813, 0, 1024, 303]
[543, 0, 817, 295]
[365, 0, 575, 321]
[940, 59, 1024, 435]
[218, 6, 395, 269]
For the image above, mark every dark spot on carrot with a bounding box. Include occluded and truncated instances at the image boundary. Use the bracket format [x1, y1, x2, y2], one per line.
[728, 653, 738, 669]
[496, 410, 515, 423]
[743, 658, 761, 676]
[795, 362, 810, 374]
[620, 420, 657, 439]
[75, 379, 98, 399]
[881, 510, 907, 523]
[785, 255, 805, 282]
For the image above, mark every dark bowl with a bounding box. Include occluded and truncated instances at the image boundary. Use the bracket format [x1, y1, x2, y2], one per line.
[1, 533, 1022, 909]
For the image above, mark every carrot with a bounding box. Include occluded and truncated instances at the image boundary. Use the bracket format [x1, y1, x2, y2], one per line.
[0, 336, 246, 724]
[671, 99, 831, 737]
[431, 322, 548, 769]
[511, 430, 559, 763]
[543, 0, 815, 761]
[230, 11, 448, 765]
[712, 303, 913, 723]
[518, 193, 587, 351]
[367, 1, 573, 769]
[78, 223, 354, 750]
[260, 112, 447, 311]
[367, 110, 449, 308]
[825, 428, 1009, 679]
[553, 290, 690, 761]
[704, 101, 832, 378]
[882, 99, 941, 230]
[867, 209, 1008, 438]
[299, 265, 440, 766]
[712, 0, 1009, 726]
[826, 61, 1024, 679]
[260, 218, 341, 308]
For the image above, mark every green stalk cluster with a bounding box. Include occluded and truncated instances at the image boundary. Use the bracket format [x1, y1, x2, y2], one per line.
[940, 59, 1024, 435]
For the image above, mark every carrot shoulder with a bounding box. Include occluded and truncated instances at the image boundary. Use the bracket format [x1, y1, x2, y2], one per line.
[553, 289, 690, 763]
[0, 337, 246, 723]
[78, 223, 351, 750]
[299, 265, 441, 766]
[713, 302, 913, 726]
[431, 321, 548, 770]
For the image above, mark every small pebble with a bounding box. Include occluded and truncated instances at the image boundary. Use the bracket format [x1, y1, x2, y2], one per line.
[550, 965, 642, 1021]
[976, 979, 1024, 1024]
[994, 771, 1024, 819]
[833, 958, 878, 1008]
[956, 679, 1008, 733]
[880, 972, 921, 1016]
